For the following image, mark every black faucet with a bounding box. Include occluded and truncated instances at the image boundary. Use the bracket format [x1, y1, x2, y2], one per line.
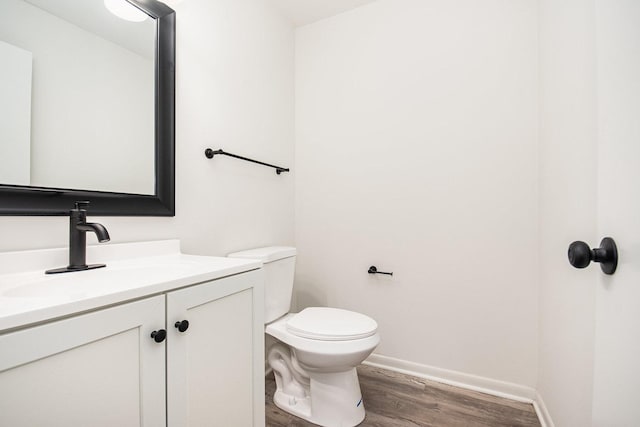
[46, 201, 111, 274]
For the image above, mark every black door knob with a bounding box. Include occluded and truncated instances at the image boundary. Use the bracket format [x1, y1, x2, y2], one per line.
[568, 237, 618, 275]
[568, 241, 592, 268]
[150, 329, 167, 343]
[174, 320, 189, 333]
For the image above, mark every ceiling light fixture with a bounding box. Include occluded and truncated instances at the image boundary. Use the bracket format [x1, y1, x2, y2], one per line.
[104, 0, 148, 22]
[159, 0, 185, 8]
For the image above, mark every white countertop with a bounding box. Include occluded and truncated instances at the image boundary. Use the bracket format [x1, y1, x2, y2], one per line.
[0, 240, 262, 332]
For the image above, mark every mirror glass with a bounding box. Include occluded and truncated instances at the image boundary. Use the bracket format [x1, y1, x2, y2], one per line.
[0, 0, 156, 195]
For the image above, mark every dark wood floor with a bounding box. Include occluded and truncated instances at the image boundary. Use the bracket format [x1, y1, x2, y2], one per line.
[266, 365, 541, 427]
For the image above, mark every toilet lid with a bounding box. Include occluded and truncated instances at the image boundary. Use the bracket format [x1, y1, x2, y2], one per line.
[287, 307, 378, 341]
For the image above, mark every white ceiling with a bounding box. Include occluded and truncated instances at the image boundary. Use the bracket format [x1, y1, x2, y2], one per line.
[269, 0, 378, 27]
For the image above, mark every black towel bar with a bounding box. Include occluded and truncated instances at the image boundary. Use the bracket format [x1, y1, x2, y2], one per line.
[205, 148, 290, 175]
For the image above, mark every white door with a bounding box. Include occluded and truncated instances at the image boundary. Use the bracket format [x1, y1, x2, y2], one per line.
[0, 295, 166, 427]
[592, 0, 640, 425]
[166, 270, 265, 427]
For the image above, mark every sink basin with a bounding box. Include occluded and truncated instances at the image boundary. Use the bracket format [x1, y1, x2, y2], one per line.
[2, 275, 91, 299]
[1, 259, 202, 299]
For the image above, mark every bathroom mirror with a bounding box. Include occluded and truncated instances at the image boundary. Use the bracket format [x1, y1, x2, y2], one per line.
[0, 0, 175, 216]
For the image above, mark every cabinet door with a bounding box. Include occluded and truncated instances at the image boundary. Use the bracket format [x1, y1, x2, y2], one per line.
[0, 296, 166, 427]
[167, 270, 264, 427]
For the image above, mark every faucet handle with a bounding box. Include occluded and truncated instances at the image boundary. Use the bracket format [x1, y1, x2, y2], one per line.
[74, 201, 90, 211]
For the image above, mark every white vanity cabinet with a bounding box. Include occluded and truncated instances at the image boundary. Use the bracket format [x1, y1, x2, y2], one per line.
[0, 267, 264, 427]
[0, 295, 167, 427]
[167, 270, 264, 427]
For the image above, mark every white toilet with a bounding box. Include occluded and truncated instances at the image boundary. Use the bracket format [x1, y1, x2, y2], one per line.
[228, 247, 380, 427]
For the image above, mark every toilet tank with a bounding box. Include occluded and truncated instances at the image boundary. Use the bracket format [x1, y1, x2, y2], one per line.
[228, 247, 297, 323]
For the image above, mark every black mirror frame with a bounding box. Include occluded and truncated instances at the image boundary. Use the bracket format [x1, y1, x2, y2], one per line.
[0, 0, 175, 216]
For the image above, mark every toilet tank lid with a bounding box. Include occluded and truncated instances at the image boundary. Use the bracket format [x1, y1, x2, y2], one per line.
[227, 246, 296, 263]
[287, 307, 378, 341]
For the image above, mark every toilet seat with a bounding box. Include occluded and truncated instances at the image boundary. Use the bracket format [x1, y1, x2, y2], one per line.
[287, 307, 378, 341]
[266, 314, 380, 357]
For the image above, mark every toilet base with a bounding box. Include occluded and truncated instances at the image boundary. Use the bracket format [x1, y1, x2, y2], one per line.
[273, 389, 312, 421]
[273, 368, 366, 427]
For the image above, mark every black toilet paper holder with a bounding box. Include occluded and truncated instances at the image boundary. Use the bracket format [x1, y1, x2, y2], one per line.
[368, 266, 393, 276]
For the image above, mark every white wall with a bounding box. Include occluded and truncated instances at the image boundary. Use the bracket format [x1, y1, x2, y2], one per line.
[295, 0, 539, 388]
[174, 0, 295, 256]
[536, 0, 598, 425]
[0, 0, 295, 259]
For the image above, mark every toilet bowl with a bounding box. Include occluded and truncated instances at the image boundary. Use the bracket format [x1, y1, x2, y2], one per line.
[228, 247, 380, 427]
[266, 309, 379, 426]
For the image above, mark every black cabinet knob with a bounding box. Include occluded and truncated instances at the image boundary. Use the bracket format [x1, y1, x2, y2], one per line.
[174, 320, 189, 333]
[568, 237, 618, 275]
[151, 329, 167, 343]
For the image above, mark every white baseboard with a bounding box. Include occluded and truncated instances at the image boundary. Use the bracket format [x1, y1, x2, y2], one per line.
[363, 353, 536, 404]
[533, 391, 555, 427]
